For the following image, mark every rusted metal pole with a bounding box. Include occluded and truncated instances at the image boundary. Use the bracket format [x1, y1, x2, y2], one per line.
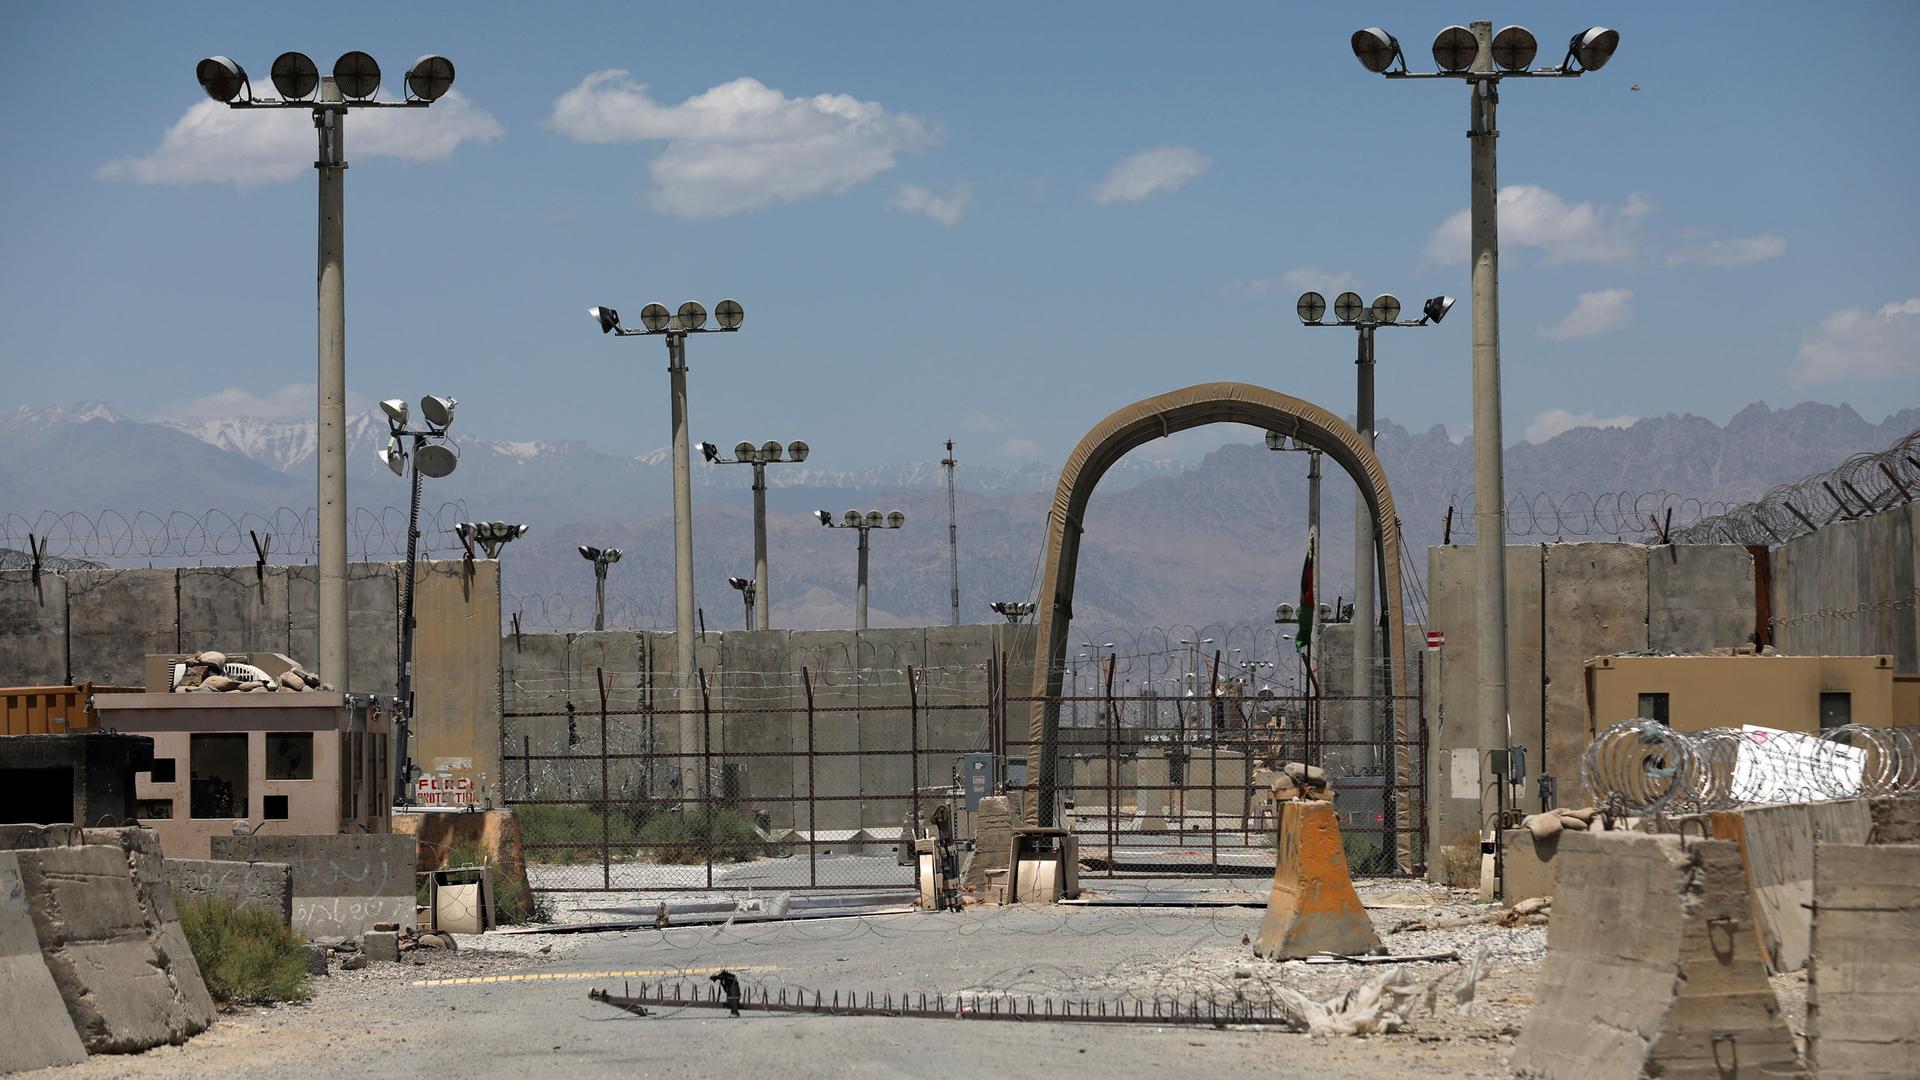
[1104, 654, 1117, 877]
[804, 667, 817, 888]
[598, 667, 610, 891]
[909, 665, 921, 863]
[699, 668, 713, 890]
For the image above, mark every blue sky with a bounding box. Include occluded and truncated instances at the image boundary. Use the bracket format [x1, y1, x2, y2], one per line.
[4, 1, 1917, 471]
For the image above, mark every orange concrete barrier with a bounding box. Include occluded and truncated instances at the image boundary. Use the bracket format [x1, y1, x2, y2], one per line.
[1253, 799, 1381, 960]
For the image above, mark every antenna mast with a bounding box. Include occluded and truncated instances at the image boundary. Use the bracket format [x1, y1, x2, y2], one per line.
[942, 439, 960, 625]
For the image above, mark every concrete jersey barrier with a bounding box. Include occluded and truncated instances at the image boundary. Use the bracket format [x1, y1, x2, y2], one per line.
[210, 833, 417, 938]
[0, 850, 89, 1072]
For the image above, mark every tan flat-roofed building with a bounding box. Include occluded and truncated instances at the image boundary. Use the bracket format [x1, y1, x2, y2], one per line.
[92, 691, 390, 859]
[1585, 653, 1917, 737]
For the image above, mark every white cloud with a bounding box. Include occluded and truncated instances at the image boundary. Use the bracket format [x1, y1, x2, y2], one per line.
[1788, 297, 1920, 386]
[994, 436, 1046, 461]
[1090, 145, 1212, 204]
[1542, 288, 1634, 340]
[548, 72, 935, 217]
[1238, 267, 1360, 295]
[1424, 185, 1653, 265]
[890, 183, 971, 225]
[1664, 233, 1786, 267]
[100, 92, 502, 188]
[1525, 408, 1639, 444]
[960, 410, 1003, 433]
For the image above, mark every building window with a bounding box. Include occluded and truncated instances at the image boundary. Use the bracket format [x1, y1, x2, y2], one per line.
[263, 795, 289, 820]
[1819, 692, 1852, 731]
[149, 757, 177, 784]
[136, 798, 175, 820]
[1637, 693, 1670, 726]
[189, 733, 249, 819]
[266, 732, 313, 780]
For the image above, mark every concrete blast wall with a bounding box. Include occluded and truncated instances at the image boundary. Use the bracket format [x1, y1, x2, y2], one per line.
[1773, 501, 1920, 671]
[210, 833, 417, 940]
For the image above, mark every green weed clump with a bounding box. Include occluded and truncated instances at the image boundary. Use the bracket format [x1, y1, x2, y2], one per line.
[636, 808, 775, 864]
[178, 897, 311, 1005]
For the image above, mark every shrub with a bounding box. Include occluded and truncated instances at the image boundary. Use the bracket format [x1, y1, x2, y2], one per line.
[636, 808, 774, 864]
[178, 897, 310, 1005]
[514, 803, 646, 865]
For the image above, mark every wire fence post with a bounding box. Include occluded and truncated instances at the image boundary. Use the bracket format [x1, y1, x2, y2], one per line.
[908, 666, 921, 854]
[803, 667, 817, 889]
[597, 666, 610, 891]
[1104, 654, 1117, 878]
[699, 668, 713, 890]
[1208, 650, 1220, 877]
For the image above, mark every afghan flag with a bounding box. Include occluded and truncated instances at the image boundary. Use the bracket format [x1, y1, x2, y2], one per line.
[1296, 527, 1316, 653]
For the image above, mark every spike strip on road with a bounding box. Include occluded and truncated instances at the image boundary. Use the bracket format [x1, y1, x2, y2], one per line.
[588, 982, 1300, 1026]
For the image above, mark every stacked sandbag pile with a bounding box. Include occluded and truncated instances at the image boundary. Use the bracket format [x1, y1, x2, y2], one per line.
[170, 651, 329, 694]
[1520, 805, 1601, 840]
[1255, 761, 1333, 802]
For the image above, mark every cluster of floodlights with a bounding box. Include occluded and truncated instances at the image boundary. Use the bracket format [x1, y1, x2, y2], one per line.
[578, 545, 623, 568]
[815, 510, 906, 530]
[1296, 291, 1454, 327]
[1351, 25, 1617, 77]
[456, 521, 530, 558]
[196, 52, 455, 104]
[380, 396, 459, 478]
[589, 301, 745, 336]
[698, 440, 810, 465]
[990, 601, 1036, 623]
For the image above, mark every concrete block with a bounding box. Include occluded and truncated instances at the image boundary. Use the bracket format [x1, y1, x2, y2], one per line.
[211, 833, 417, 939]
[1500, 828, 1559, 905]
[65, 568, 179, 687]
[964, 796, 1012, 888]
[1253, 800, 1381, 960]
[0, 569, 69, 686]
[0, 850, 88, 1072]
[165, 858, 294, 925]
[287, 563, 398, 696]
[1647, 544, 1756, 652]
[409, 559, 503, 799]
[11, 840, 214, 1054]
[1869, 794, 1920, 844]
[392, 808, 534, 921]
[1807, 843, 1920, 1078]
[176, 565, 291, 658]
[362, 929, 399, 962]
[1709, 799, 1872, 973]
[1509, 831, 1797, 1080]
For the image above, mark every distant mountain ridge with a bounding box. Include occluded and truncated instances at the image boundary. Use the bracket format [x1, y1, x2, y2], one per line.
[3, 400, 1914, 632]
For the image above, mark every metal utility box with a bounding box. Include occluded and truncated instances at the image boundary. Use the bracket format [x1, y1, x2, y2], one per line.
[959, 753, 995, 811]
[1332, 775, 1394, 876]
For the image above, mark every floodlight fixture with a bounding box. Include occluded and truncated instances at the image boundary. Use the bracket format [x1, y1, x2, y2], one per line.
[1276, 602, 1297, 623]
[728, 576, 752, 591]
[1296, 291, 1327, 325]
[815, 510, 833, 526]
[196, 56, 249, 102]
[380, 399, 409, 430]
[1265, 430, 1287, 451]
[1333, 292, 1366, 324]
[404, 55, 455, 102]
[605, 548, 622, 563]
[638, 303, 671, 332]
[1432, 25, 1477, 71]
[1351, 27, 1403, 74]
[700, 442, 722, 463]
[714, 299, 744, 329]
[886, 511, 905, 529]
[760, 439, 784, 462]
[1566, 27, 1619, 72]
[729, 440, 753, 460]
[1421, 295, 1456, 325]
[578, 545, 601, 561]
[844, 510, 862, 526]
[269, 52, 318, 100]
[864, 511, 884, 529]
[383, 437, 406, 476]
[787, 440, 810, 463]
[332, 51, 381, 100]
[1370, 293, 1402, 324]
[1491, 26, 1538, 71]
[588, 306, 620, 334]
[419, 395, 456, 431]
[677, 301, 708, 330]
[415, 443, 458, 478]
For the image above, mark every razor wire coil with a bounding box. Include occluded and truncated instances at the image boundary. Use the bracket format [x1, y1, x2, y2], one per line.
[1583, 720, 1920, 813]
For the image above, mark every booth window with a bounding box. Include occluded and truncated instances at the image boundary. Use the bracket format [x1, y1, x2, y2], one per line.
[189, 733, 248, 819]
[1819, 692, 1851, 731]
[263, 795, 289, 820]
[136, 799, 175, 820]
[149, 757, 176, 783]
[1637, 693, 1670, 726]
[266, 732, 314, 780]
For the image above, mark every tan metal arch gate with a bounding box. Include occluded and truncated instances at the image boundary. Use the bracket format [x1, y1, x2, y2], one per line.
[1025, 381, 1412, 871]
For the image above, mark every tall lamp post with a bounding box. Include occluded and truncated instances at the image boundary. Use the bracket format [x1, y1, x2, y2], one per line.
[195, 51, 458, 694]
[1352, 20, 1619, 805]
[381, 395, 460, 804]
[814, 509, 904, 630]
[1296, 288, 1452, 765]
[589, 298, 742, 795]
[726, 576, 756, 629]
[576, 546, 623, 631]
[702, 438, 809, 630]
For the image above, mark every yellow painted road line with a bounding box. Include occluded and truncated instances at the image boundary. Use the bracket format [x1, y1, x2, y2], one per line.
[411, 964, 779, 988]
